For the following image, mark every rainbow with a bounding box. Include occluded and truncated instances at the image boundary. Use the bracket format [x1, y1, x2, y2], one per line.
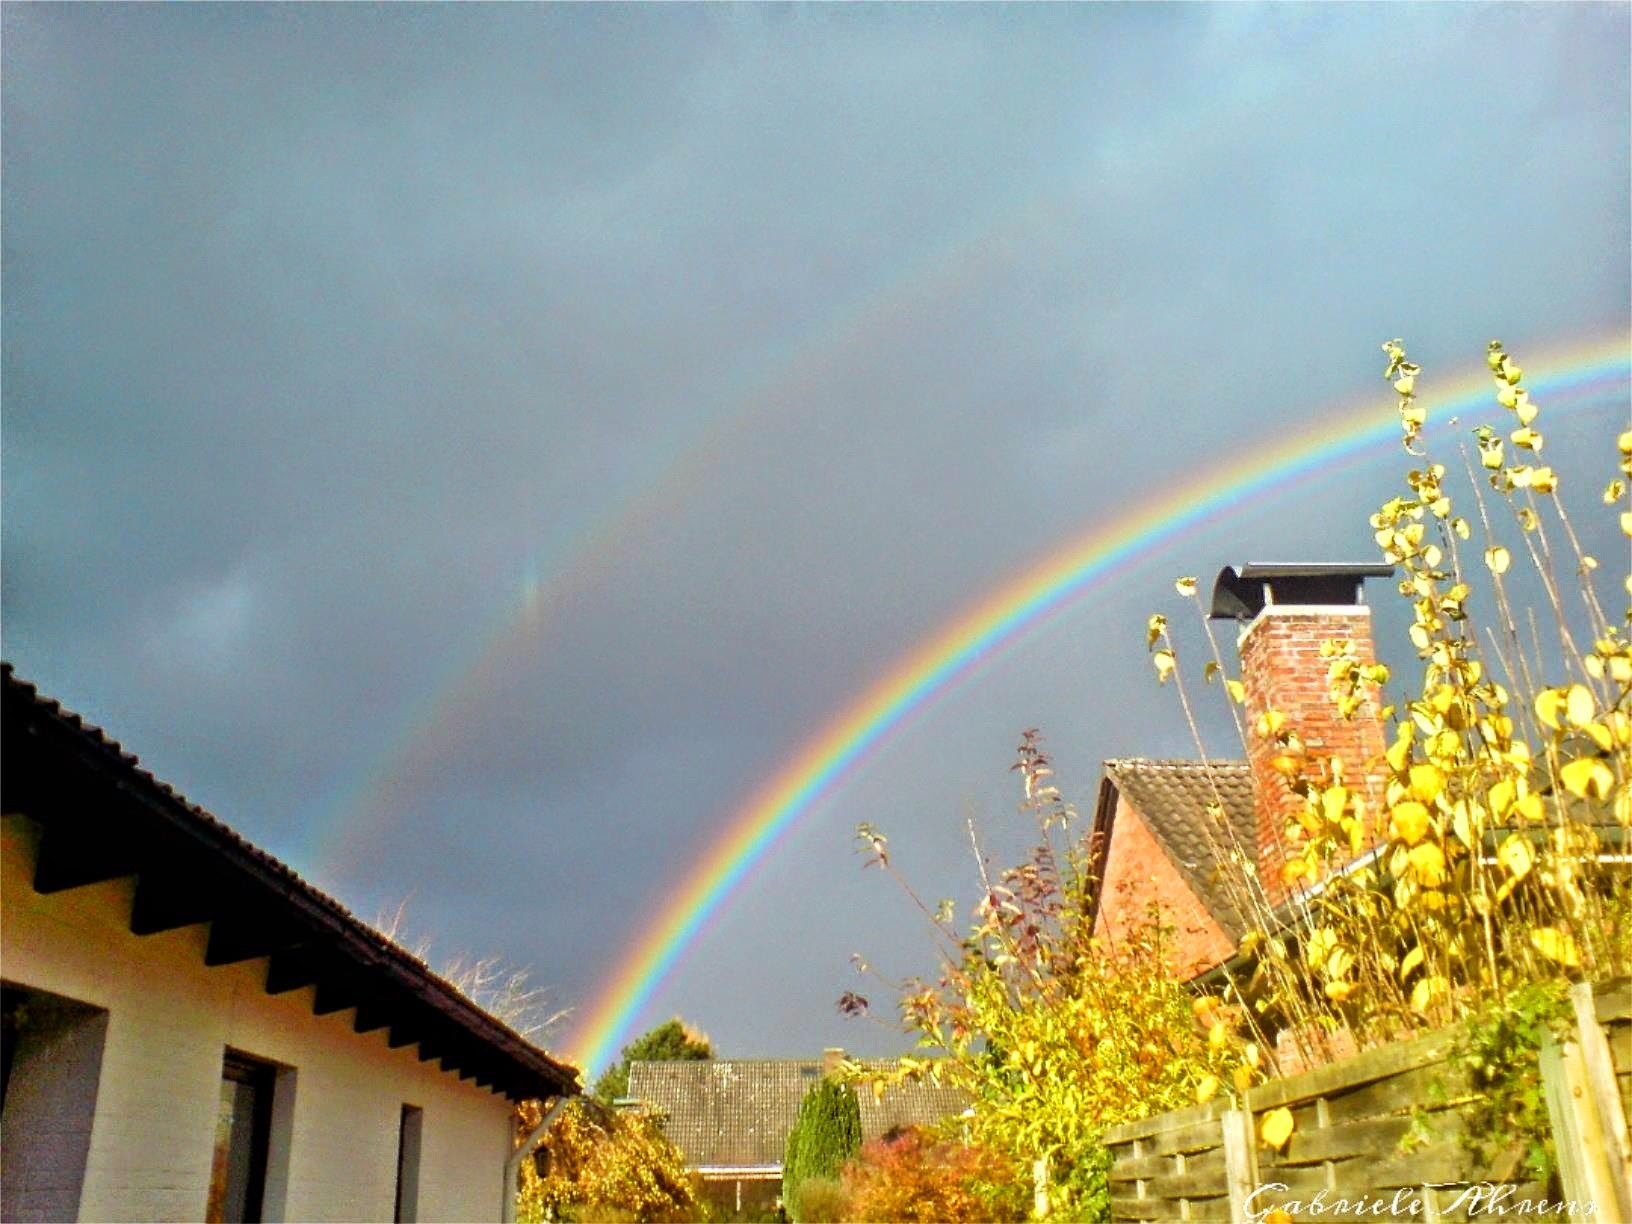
[563, 332, 1631, 1075]
[311, 194, 1070, 880]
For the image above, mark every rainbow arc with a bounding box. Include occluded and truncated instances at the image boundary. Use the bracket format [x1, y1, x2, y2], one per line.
[562, 334, 1631, 1076]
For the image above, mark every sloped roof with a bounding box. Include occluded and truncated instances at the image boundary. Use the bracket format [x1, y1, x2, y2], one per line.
[1099, 758, 1258, 941]
[1, 665, 578, 1100]
[626, 1059, 970, 1171]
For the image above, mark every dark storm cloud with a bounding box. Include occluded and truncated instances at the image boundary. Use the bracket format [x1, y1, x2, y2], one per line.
[4, 3, 1627, 1061]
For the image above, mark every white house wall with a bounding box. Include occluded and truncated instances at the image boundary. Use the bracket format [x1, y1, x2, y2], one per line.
[1, 815, 514, 1223]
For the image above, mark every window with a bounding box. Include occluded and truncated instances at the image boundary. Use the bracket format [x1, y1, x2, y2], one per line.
[207, 1053, 280, 1223]
[394, 1105, 423, 1223]
[0, 982, 109, 1221]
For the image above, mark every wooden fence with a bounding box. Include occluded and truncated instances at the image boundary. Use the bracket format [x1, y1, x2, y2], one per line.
[1102, 980, 1631, 1222]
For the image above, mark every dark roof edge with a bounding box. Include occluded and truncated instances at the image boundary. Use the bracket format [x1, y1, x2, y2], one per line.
[1, 664, 579, 1100]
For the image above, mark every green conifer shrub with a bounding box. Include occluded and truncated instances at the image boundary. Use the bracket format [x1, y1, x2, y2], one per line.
[780, 1079, 860, 1222]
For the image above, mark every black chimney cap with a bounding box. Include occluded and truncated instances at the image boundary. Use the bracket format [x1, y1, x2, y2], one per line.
[1209, 563, 1394, 621]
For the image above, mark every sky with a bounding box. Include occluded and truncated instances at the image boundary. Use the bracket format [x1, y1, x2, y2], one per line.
[3, 4, 1629, 1075]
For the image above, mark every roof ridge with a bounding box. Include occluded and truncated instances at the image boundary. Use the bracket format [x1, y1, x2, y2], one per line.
[1104, 756, 1249, 770]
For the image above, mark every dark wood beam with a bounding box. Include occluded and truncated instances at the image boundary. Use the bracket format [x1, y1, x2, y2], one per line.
[205, 917, 298, 967]
[265, 950, 319, 995]
[354, 1003, 391, 1035]
[312, 979, 355, 1016]
[129, 871, 216, 936]
[386, 1026, 418, 1050]
[33, 829, 137, 894]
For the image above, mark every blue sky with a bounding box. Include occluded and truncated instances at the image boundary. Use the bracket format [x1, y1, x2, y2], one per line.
[3, 3, 1627, 1066]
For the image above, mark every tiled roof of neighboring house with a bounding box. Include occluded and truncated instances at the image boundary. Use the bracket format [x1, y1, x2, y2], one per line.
[1, 664, 578, 1101]
[1097, 758, 1258, 941]
[627, 1059, 971, 1171]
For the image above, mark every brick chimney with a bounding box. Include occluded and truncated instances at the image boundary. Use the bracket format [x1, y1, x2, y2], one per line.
[1210, 563, 1392, 908]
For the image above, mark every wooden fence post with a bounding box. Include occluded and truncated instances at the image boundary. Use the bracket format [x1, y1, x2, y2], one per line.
[1540, 1032, 1621, 1219]
[1571, 982, 1632, 1223]
[1221, 1106, 1257, 1221]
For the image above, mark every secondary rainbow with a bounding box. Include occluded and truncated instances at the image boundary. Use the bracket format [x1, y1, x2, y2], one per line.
[564, 333, 1630, 1075]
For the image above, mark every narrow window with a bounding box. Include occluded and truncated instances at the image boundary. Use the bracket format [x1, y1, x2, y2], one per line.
[0, 982, 109, 1221]
[207, 1053, 276, 1223]
[394, 1105, 423, 1223]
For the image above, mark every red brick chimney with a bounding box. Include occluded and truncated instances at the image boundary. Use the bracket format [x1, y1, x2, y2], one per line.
[1211, 564, 1392, 909]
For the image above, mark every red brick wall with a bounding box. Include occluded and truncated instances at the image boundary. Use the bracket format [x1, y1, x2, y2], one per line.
[1239, 609, 1386, 908]
[1094, 796, 1236, 980]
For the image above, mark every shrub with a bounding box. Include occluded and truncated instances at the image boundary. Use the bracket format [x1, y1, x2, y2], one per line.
[781, 1079, 860, 1221]
[840, 1127, 1029, 1223]
[844, 733, 1237, 1219]
[786, 1177, 847, 1224]
[516, 1097, 703, 1223]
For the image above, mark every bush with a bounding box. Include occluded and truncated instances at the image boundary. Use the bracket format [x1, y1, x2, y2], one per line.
[516, 1097, 703, 1223]
[781, 1079, 861, 1221]
[787, 1177, 847, 1224]
[840, 1127, 1029, 1223]
[845, 733, 1237, 1219]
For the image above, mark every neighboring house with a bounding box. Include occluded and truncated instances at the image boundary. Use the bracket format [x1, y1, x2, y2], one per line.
[0, 666, 579, 1222]
[1088, 564, 1395, 982]
[626, 1050, 970, 1215]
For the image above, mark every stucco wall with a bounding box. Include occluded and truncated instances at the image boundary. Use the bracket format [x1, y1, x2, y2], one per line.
[0, 814, 515, 1223]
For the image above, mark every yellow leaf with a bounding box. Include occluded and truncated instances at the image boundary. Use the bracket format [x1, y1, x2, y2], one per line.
[1175, 576, 1199, 597]
[1325, 980, 1357, 1002]
[1208, 1020, 1229, 1051]
[1560, 757, 1614, 800]
[1146, 613, 1167, 649]
[1320, 786, 1350, 826]
[1153, 649, 1177, 684]
[1389, 801, 1431, 846]
[1510, 426, 1542, 452]
[1326, 947, 1355, 980]
[1260, 1107, 1295, 1150]
[1606, 480, 1626, 504]
[1399, 944, 1424, 980]
[1411, 974, 1448, 1015]
[1386, 725, 1414, 773]
[1530, 927, 1581, 968]
[1264, 1210, 1293, 1224]
[1256, 709, 1288, 738]
[1535, 689, 1567, 731]
[1497, 833, 1534, 881]
[1484, 546, 1511, 575]
[1564, 684, 1596, 729]
[1408, 842, 1446, 886]
[1409, 763, 1445, 803]
[1195, 1074, 1220, 1104]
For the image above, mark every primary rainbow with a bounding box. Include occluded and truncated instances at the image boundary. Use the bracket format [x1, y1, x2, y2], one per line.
[563, 332, 1630, 1075]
